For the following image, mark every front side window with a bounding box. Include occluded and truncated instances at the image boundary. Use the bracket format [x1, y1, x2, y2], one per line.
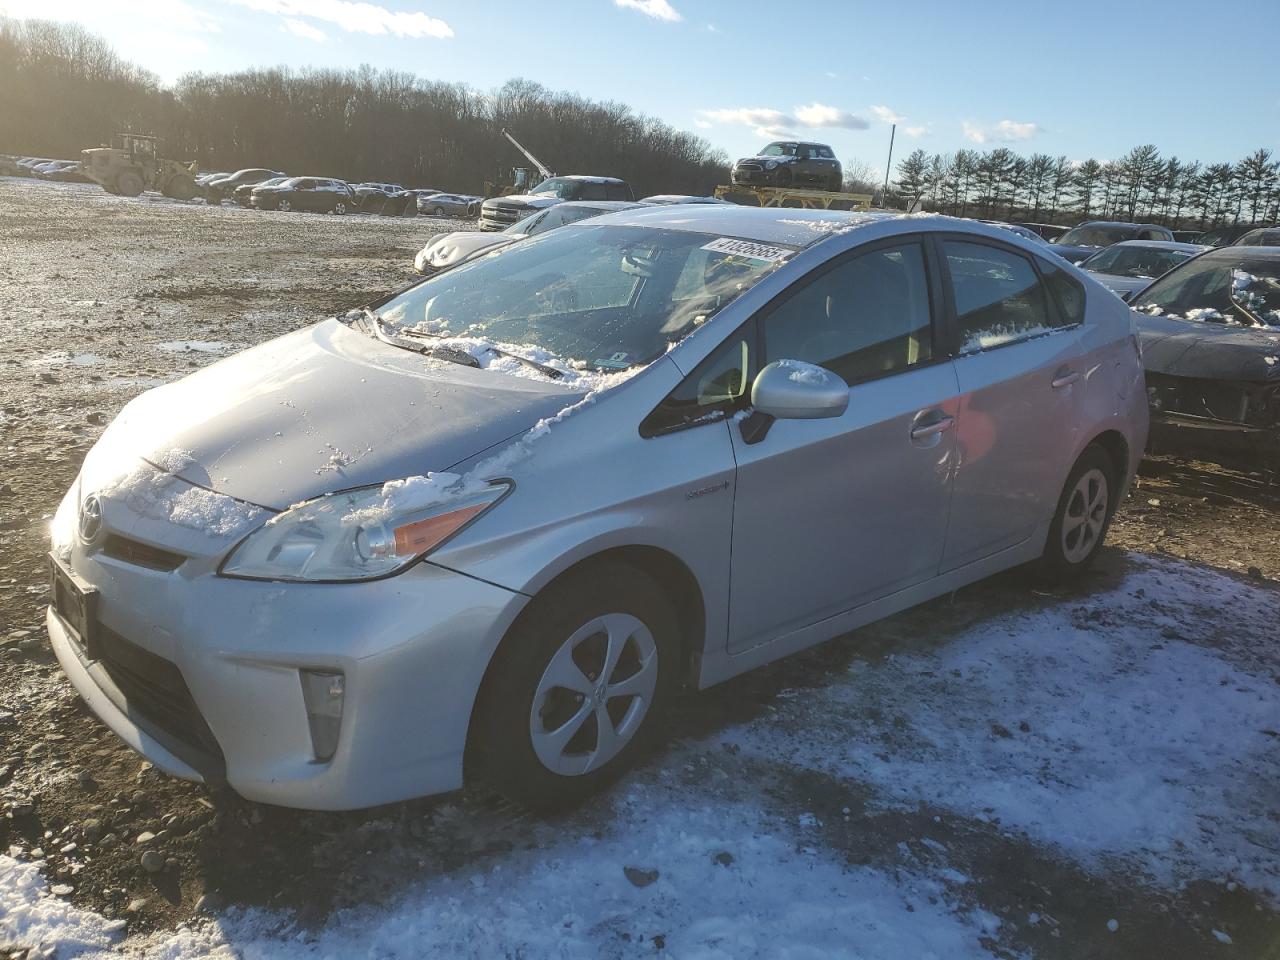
[762, 242, 934, 385]
[944, 240, 1060, 353]
[376, 224, 789, 372]
[529, 178, 582, 199]
[761, 143, 798, 157]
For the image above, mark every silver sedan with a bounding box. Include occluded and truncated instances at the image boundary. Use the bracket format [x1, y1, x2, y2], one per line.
[47, 207, 1147, 811]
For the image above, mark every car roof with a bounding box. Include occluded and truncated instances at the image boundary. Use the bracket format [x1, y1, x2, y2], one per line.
[1108, 240, 1207, 253]
[580, 204, 915, 247]
[552, 175, 627, 184]
[1077, 220, 1168, 230]
[555, 200, 645, 212]
[1203, 245, 1280, 260]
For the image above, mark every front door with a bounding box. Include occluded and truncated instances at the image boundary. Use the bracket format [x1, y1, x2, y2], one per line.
[936, 237, 1083, 570]
[726, 238, 960, 653]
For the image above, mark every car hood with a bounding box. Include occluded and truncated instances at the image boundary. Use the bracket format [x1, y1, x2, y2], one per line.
[425, 231, 516, 265]
[1136, 312, 1280, 382]
[91, 319, 585, 510]
[1051, 244, 1100, 263]
[485, 195, 562, 210]
[1089, 273, 1151, 299]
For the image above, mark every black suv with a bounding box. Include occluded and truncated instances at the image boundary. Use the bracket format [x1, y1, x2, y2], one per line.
[731, 141, 843, 191]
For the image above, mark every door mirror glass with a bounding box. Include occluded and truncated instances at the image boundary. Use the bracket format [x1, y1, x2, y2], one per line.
[751, 360, 848, 420]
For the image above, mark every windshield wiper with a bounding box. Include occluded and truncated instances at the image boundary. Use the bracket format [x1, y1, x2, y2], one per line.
[398, 327, 565, 380]
[364, 308, 481, 369]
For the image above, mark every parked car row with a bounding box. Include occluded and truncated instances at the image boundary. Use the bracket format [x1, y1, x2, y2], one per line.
[0, 154, 92, 182]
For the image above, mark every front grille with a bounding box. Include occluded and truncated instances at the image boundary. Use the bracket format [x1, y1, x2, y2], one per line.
[97, 626, 225, 779]
[101, 535, 186, 572]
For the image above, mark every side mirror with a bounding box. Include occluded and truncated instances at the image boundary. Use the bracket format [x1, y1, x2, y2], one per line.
[752, 360, 848, 420]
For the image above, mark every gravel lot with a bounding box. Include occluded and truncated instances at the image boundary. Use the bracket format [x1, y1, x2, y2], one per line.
[1, 178, 1277, 958]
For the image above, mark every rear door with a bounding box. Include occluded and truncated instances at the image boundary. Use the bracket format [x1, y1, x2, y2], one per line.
[726, 236, 960, 653]
[936, 236, 1084, 570]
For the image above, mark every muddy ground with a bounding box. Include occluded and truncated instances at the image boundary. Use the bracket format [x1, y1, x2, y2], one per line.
[0, 178, 1277, 956]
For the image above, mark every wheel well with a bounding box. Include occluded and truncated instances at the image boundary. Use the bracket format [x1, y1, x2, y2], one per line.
[462, 546, 707, 781]
[1087, 430, 1130, 487]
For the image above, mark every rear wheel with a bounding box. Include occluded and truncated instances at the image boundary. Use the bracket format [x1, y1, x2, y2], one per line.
[115, 171, 144, 197]
[1040, 446, 1116, 580]
[332, 200, 347, 215]
[827, 173, 842, 192]
[277, 198, 292, 212]
[433, 205, 445, 216]
[474, 562, 680, 811]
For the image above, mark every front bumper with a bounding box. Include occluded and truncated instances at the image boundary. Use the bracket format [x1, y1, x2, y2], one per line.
[731, 165, 786, 186]
[48, 542, 529, 810]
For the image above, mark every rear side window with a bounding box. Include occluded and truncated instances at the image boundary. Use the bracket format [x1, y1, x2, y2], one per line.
[762, 241, 934, 386]
[606, 183, 632, 201]
[1037, 257, 1086, 326]
[943, 240, 1064, 353]
[818, 147, 835, 159]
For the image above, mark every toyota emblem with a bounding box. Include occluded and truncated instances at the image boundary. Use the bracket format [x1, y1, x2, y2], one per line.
[78, 494, 103, 544]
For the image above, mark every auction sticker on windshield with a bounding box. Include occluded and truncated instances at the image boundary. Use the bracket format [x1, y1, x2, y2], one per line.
[701, 237, 793, 263]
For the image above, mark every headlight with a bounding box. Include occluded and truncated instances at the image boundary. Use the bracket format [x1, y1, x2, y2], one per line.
[765, 160, 778, 170]
[220, 475, 509, 582]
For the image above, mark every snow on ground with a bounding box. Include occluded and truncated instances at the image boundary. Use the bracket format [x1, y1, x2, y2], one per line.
[3, 553, 1276, 958]
[732, 554, 1280, 900]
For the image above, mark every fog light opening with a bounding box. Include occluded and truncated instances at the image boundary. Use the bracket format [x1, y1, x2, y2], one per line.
[300, 670, 345, 762]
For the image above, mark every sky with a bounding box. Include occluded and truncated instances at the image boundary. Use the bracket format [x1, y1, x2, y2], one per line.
[2, 0, 1276, 170]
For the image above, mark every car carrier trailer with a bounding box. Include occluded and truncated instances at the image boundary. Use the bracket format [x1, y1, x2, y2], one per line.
[714, 184, 874, 211]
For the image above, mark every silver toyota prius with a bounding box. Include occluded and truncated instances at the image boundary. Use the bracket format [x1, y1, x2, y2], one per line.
[46, 206, 1148, 811]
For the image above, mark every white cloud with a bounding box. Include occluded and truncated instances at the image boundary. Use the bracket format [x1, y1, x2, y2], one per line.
[226, 0, 453, 38]
[614, 0, 681, 22]
[870, 104, 904, 125]
[281, 16, 327, 41]
[700, 103, 869, 139]
[995, 119, 1039, 140]
[693, 118, 712, 129]
[964, 119, 1040, 144]
[794, 102, 870, 130]
[904, 125, 930, 138]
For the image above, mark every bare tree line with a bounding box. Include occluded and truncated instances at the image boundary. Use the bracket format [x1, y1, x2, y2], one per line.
[0, 17, 728, 196]
[892, 144, 1280, 229]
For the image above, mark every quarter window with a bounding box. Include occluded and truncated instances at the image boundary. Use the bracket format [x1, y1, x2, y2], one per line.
[943, 240, 1062, 354]
[762, 242, 934, 385]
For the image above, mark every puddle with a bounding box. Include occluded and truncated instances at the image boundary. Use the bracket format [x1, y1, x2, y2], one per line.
[26, 352, 105, 367]
[155, 340, 236, 353]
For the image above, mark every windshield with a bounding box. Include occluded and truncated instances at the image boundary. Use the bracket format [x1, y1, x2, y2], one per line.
[375, 224, 790, 372]
[1132, 255, 1280, 326]
[1081, 245, 1195, 279]
[529, 177, 583, 199]
[760, 143, 798, 157]
[1055, 225, 1139, 247]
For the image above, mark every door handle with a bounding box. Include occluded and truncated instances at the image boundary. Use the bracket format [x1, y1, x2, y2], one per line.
[1052, 371, 1081, 389]
[910, 416, 954, 440]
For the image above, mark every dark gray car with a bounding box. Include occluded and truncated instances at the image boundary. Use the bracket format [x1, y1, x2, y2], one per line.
[1051, 221, 1175, 263]
[732, 141, 843, 191]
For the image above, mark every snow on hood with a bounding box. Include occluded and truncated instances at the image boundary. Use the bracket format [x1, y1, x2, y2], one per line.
[84, 319, 587, 511]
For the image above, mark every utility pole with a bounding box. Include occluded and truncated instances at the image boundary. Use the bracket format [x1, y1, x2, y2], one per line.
[881, 123, 896, 207]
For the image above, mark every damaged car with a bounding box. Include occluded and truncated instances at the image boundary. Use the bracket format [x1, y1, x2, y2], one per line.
[1130, 246, 1280, 464]
[731, 141, 843, 192]
[47, 207, 1145, 812]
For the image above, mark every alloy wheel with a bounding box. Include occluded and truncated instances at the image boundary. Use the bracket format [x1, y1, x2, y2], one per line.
[1061, 467, 1108, 564]
[529, 612, 658, 776]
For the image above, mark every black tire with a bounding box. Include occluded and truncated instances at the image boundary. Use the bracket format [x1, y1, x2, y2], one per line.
[116, 171, 144, 197]
[774, 167, 793, 187]
[277, 198, 292, 212]
[473, 561, 681, 811]
[828, 174, 842, 193]
[433, 205, 445, 217]
[332, 200, 347, 215]
[1040, 445, 1117, 580]
[164, 175, 197, 201]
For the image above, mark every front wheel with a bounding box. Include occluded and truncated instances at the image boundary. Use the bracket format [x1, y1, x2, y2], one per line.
[1040, 446, 1116, 580]
[277, 198, 292, 212]
[433, 205, 445, 217]
[332, 201, 347, 215]
[473, 562, 680, 810]
[115, 171, 144, 197]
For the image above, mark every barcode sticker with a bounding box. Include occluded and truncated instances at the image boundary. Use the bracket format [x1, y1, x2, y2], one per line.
[700, 237, 793, 263]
